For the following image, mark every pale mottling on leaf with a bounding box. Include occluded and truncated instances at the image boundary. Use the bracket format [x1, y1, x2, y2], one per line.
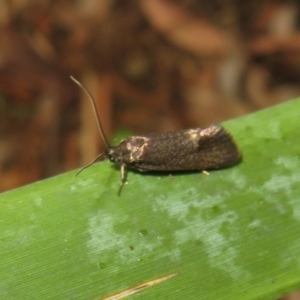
[173, 210, 250, 280]
[263, 174, 293, 195]
[275, 156, 300, 170]
[248, 219, 261, 228]
[263, 171, 300, 220]
[253, 119, 282, 140]
[280, 239, 300, 268]
[224, 169, 247, 190]
[155, 248, 182, 263]
[87, 210, 180, 266]
[152, 188, 250, 280]
[70, 185, 77, 192]
[77, 178, 98, 188]
[34, 197, 42, 206]
[87, 213, 128, 256]
[70, 177, 102, 193]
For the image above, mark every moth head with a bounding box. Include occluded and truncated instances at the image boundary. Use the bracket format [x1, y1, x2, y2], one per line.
[107, 137, 147, 164]
[107, 147, 122, 163]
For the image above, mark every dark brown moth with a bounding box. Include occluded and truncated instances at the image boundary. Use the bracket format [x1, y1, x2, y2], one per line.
[71, 76, 241, 195]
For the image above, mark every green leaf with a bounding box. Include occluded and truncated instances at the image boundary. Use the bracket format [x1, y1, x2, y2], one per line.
[1, 99, 300, 300]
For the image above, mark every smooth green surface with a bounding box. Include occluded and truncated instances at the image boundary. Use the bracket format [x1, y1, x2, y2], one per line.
[1, 99, 300, 300]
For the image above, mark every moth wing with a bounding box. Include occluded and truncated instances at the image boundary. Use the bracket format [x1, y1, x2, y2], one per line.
[196, 125, 241, 169]
[126, 125, 240, 172]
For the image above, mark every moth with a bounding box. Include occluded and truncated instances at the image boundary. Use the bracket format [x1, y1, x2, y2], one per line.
[71, 76, 241, 195]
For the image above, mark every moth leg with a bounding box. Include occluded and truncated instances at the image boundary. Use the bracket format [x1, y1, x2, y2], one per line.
[118, 164, 127, 196]
[202, 170, 210, 176]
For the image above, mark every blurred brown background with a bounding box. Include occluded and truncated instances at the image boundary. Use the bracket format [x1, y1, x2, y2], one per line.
[1, 0, 300, 195]
[1, 1, 300, 298]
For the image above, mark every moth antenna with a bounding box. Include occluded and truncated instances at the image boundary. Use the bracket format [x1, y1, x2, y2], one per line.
[75, 153, 107, 176]
[70, 76, 110, 148]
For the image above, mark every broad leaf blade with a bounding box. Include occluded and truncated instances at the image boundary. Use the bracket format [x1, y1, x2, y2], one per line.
[1, 99, 300, 299]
